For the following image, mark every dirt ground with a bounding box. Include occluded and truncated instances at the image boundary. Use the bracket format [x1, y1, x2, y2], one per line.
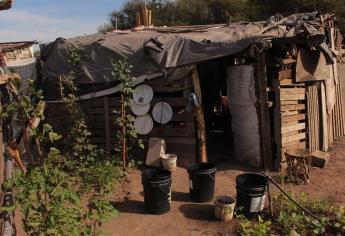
[103, 137, 345, 236]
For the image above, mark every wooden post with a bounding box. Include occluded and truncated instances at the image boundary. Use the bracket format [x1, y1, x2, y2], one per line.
[0, 100, 4, 194]
[104, 96, 111, 157]
[272, 77, 282, 171]
[253, 46, 273, 170]
[191, 67, 208, 163]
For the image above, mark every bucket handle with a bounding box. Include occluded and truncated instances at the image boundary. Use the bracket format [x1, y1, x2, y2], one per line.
[158, 185, 171, 197]
[207, 173, 215, 181]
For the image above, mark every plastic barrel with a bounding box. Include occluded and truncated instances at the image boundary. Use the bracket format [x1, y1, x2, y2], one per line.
[236, 173, 268, 218]
[142, 169, 172, 214]
[187, 163, 216, 203]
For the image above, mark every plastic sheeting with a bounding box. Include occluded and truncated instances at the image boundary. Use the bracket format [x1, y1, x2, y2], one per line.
[7, 58, 36, 89]
[40, 12, 334, 101]
[227, 65, 260, 167]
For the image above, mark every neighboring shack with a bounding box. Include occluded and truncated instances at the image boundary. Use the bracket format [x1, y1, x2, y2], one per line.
[40, 12, 345, 171]
[0, 41, 37, 88]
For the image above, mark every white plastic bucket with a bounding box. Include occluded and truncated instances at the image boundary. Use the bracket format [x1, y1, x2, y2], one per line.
[214, 196, 236, 221]
[161, 154, 177, 172]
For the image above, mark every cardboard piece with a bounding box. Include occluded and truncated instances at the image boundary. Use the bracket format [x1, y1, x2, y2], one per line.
[146, 138, 166, 167]
[296, 48, 331, 82]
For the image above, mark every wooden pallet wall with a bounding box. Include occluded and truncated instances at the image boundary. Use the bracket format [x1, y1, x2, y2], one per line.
[81, 76, 196, 166]
[272, 60, 307, 169]
[278, 62, 307, 151]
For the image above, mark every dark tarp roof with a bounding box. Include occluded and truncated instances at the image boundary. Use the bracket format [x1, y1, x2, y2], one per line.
[40, 12, 334, 100]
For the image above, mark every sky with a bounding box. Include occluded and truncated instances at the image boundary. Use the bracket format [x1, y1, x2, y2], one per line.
[0, 0, 126, 43]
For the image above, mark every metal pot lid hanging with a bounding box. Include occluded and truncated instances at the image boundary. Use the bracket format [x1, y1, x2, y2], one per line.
[134, 114, 153, 135]
[131, 101, 150, 116]
[133, 85, 153, 105]
[152, 102, 173, 124]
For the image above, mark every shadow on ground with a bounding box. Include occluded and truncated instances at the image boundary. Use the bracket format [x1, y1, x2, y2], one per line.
[111, 200, 145, 215]
[179, 204, 215, 221]
[172, 191, 190, 202]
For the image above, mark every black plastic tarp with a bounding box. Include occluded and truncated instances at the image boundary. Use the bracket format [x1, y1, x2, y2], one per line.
[40, 12, 332, 100]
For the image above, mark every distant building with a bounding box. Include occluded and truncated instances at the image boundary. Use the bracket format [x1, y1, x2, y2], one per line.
[0, 0, 12, 11]
[0, 41, 37, 88]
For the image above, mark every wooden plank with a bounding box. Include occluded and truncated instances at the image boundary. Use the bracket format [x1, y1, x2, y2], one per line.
[280, 100, 299, 105]
[282, 133, 306, 144]
[281, 104, 306, 112]
[321, 83, 329, 151]
[282, 114, 306, 123]
[282, 111, 299, 117]
[278, 69, 293, 80]
[280, 88, 305, 95]
[254, 48, 273, 170]
[283, 120, 299, 126]
[282, 130, 299, 137]
[280, 79, 293, 85]
[280, 94, 305, 101]
[282, 141, 306, 149]
[281, 123, 306, 134]
[307, 87, 313, 151]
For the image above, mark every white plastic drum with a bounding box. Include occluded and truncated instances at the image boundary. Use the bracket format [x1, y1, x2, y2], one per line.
[131, 101, 150, 116]
[133, 85, 153, 105]
[152, 102, 173, 124]
[134, 114, 153, 135]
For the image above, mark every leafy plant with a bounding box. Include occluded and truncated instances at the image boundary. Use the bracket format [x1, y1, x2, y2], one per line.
[7, 46, 128, 236]
[273, 192, 345, 235]
[14, 148, 84, 236]
[111, 59, 144, 168]
[238, 214, 271, 236]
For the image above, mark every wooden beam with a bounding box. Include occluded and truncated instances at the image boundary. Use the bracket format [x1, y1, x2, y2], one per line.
[191, 67, 207, 163]
[272, 77, 282, 171]
[104, 96, 111, 156]
[253, 48, 273, 170]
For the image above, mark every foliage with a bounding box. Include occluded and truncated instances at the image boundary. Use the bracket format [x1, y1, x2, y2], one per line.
[98, 23, 114, 33]
[14, 149, 84, 236]
[237, 215, 271, 236]
[234, 193, 345, 236]
[6, 46, 127, 235]
[102, 0, 345, 33]
[273, 192, 345, 235]
[111, 59, 144, 167]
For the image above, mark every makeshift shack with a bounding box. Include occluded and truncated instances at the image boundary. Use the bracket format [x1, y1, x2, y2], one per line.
[40, 12, 345, 171]
[0, 41, 37, 88]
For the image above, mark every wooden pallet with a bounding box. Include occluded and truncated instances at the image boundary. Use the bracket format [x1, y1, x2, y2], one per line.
[279, 66, 307, 150]
[45, 76, 197, 166]
[272, 61, 307, 169]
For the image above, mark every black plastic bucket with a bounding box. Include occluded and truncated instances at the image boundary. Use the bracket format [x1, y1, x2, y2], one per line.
[187, 163, 216, 203]
[142, 169, 172, 214]
[236, 173, 268, 218]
